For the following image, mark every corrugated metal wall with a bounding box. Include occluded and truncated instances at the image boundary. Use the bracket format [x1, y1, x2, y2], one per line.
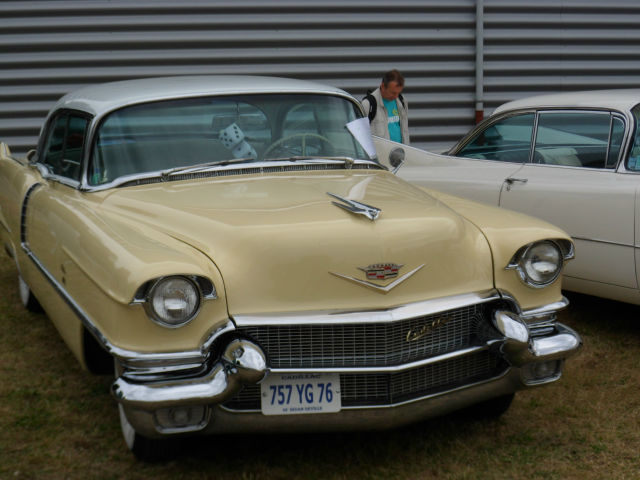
[1, 0, 640, 157]
[483, 0, 640, 110]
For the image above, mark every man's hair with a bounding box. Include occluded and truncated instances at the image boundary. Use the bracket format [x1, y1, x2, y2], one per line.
[382, 69, 405, 87]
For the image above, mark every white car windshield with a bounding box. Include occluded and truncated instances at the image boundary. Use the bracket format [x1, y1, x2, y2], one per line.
[89, 93, 373, 185]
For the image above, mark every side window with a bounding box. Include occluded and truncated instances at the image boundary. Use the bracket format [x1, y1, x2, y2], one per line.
[42, 116, 67, 172]
[534, 111, 616, 169]
[626, 104, 640, 171]
[456, 113, 534, 163]
[41, 113, 88, 181]
[607, 117, 625, 168]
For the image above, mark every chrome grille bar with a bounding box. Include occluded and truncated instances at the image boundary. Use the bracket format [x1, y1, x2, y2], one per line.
[236, 302, 501, 369]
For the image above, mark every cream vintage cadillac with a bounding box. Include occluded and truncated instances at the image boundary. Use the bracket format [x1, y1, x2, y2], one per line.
[0, 76, 581, 460]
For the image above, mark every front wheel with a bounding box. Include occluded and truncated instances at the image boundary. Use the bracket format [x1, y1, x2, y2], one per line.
[118, 405, 174, 461]
[18, 273, 42, 312]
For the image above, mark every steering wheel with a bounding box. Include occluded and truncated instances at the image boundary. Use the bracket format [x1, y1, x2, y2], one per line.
[263, 133, 334, 159]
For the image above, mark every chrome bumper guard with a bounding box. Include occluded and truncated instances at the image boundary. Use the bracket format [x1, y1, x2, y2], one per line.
[492, 310, 582, 368]
[112, 339, 267, 410]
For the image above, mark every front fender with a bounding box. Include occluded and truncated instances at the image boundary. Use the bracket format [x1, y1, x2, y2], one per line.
[24, 187, 230, 356]
[419, 187, 572, 311]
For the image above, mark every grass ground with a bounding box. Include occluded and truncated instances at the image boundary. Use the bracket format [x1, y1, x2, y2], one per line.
[1, 254, 639, 479]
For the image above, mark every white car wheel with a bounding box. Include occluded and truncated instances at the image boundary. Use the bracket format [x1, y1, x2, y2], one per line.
[18, 273, 41, 312]
[118, 404, 137, 450]
[118, 404, 173, 461]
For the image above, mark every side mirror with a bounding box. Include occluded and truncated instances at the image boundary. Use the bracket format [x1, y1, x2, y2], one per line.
[389, 147, 405, 174]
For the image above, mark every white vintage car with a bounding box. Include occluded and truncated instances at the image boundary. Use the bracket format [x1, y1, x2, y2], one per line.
[0, 76, 581, 460]
[375, 89, 640, 305]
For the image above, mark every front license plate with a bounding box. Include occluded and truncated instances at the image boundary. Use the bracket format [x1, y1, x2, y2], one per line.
[260, 373, 341, 415]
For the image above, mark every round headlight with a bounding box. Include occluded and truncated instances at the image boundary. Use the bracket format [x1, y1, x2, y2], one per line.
[148, 276, 200, 327]
[519, 241, 563, 286]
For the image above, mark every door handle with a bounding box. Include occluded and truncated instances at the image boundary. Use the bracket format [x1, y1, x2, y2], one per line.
[504, 177, 527, 191]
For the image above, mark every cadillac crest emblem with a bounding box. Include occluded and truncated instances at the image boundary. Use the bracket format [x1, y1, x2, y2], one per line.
[359, 263, 403, 280]
[329, 263, 425, 294]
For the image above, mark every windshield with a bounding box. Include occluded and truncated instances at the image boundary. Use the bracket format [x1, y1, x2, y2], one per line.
[89, 93, 371, 185]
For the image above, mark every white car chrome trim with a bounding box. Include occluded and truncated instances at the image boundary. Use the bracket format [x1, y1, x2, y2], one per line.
[572, 235, 635, 248]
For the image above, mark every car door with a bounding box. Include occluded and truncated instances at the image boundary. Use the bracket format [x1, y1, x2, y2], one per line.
[389, 112, 535, 205]
[499, 110, 637, 289]
[23, 111, 92, 336]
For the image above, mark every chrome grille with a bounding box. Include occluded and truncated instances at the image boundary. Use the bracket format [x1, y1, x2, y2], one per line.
[223, 350, 506, 410]
[236, 303, 500, 369]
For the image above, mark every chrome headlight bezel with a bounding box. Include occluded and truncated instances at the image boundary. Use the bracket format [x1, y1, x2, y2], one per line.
[133, 275, 217, 328]
[506, 239, 573, 288]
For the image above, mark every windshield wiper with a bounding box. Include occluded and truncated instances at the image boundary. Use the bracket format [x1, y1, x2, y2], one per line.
[161, 158, 255, 177]
[264, 156, 355, 168]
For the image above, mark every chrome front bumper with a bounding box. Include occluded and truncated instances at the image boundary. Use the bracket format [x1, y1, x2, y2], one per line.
[112, 338, 268, 410]
[112, 294, 582, 438]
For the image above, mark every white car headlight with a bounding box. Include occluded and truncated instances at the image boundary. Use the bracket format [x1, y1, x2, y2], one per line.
[507, 240, 565, 288]
[148, 276, 201, 327]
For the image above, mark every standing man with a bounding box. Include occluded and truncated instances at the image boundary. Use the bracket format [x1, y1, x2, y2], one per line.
[362, 69, 410, 144]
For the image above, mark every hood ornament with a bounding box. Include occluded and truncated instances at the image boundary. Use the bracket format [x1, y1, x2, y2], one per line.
[327, 192, 381, 221]
[330, 264, 425, 294]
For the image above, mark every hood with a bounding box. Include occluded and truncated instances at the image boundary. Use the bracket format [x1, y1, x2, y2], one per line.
[99, 170, 494, 315]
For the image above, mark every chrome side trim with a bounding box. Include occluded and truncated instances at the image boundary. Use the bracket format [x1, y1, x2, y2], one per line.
[20, 183, 42, 246]
[572, 235, 635, 248]
[233, 290, 501, 327]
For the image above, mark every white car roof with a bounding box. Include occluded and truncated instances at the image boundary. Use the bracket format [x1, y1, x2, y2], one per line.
[493, 89, 640, 116]
[52, 75, 354, 118]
